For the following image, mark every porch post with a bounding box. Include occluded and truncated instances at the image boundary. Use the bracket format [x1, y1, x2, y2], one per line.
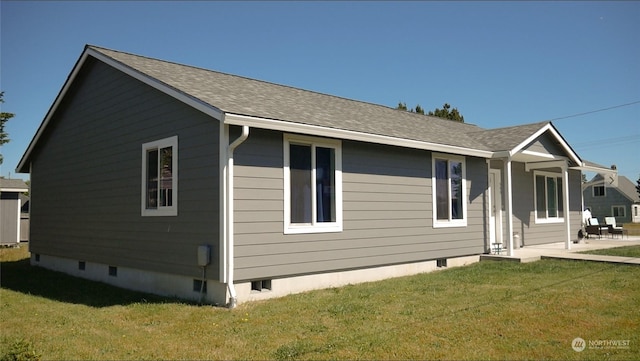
[505, 158, 514, 256]
[563, 164, 571, 250]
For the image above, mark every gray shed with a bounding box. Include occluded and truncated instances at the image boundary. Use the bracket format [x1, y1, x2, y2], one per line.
[0, 178, 29, 245]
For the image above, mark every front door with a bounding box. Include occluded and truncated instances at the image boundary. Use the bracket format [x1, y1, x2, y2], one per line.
[489, 169, 503, 248]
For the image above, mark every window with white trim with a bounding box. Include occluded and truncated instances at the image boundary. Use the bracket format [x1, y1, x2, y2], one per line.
[612, 205, 625, 218]
[142, 136, 178, 216]
[284, 134, 342, 234]
[432, 154, 467, 227]
[534, 171, 563, 223]
[593, 185, 605, 197]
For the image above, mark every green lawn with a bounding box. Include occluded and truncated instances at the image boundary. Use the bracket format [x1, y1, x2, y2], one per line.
[2, 245, 639, 360]
[580, 245, 640, 258]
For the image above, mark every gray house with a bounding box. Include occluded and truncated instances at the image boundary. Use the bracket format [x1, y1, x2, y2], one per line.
[0, 178, 29, 245]
[16, 45, 613, 306]
[583, 174, 640, 224]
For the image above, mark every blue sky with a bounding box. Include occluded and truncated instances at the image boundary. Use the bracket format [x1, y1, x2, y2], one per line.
[1, 1, 639, 182]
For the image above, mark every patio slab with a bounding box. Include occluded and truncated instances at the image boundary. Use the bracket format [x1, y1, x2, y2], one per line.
[480, 236, 640, 265]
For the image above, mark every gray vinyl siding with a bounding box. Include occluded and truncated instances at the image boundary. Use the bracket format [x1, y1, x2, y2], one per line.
[1, 192, 20, 244]
[522, 133, 566, 156]
[510, 163, 582, 246]
[28, 57, 220, 279]
[583, 187, 634, 224]
[233, 128, 488, 281]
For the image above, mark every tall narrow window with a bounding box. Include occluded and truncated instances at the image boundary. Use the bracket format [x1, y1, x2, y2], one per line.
[284, 135, 342, 234]
[142, 136, 178, 216]
[316, 147, 336, 223]
[534, 171, 563, 222]
[290, 144, 312, 224]
[432, 154, 466, 227]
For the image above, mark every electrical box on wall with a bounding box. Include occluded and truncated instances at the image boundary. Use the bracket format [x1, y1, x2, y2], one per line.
[197, 245, 211, 266]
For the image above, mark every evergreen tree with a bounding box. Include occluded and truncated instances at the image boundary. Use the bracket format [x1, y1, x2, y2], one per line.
[0, 91, 16, 165]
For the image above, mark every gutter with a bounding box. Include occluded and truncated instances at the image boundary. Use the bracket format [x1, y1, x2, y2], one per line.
[225, 125, 250, 308]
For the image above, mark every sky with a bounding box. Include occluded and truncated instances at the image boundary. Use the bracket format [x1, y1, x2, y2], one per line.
[1, 1, 639, 183]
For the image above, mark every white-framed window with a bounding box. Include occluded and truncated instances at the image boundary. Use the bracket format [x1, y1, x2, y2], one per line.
[283, 134, 342, 234]
[592, 185, 605, 197]
[432, 153, 467, 228]
[534, 171, 563, 223]
[141, 136, 178, 216]
[612, 205, 625, 218]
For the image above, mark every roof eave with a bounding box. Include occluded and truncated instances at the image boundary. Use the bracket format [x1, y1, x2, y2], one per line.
[224, 113, 494, 158]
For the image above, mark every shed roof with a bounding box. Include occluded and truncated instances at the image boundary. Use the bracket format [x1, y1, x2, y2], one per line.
[0, 178, 28, 192]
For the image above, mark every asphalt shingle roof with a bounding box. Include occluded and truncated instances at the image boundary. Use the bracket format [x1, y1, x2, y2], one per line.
[0, 178, 28, 190]
[467, 121, 551, 152]
[91, 46, 500, 151]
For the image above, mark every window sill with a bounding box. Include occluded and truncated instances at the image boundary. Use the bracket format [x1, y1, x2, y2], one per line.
[142, 208, 178, 217]
[534, 218, 564, 224]
[433, 220, 467, 228]
[284, 223, 343, 234]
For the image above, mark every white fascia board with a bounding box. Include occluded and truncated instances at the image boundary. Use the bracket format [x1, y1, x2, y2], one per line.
[0, 188, 29, 193]
[520, 150, 557, 159]
[570, 163, 618, 174]
[508, 123, 582, 165]
[224, 113, 493, 158]
[525, 160, 568, 172]
[16, 49, 92, 173]
[16, 47, 224, 173]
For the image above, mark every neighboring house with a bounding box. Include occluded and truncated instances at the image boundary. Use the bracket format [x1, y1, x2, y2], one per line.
[583, 174, 640, 224]
[16, 45, 613, 307]
[0, 178, 29, 245]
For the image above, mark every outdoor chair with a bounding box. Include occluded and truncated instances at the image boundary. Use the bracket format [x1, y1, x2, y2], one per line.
[585, 218, 607, 239]
[604, 217, 628, 239]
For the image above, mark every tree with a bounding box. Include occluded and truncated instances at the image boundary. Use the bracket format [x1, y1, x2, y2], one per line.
[395, 101, 464, 122]
[1, 91, 15, 165]
[636, 175, 640, 199]
[395, 102, 424, 115]
[427, 103, 464, 122]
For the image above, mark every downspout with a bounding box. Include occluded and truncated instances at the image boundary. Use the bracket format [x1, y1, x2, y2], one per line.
[225, 125, 249, 308]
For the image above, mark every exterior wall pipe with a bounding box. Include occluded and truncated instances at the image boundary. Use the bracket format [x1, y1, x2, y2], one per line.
[225, 125, 249, 308]
[504, 158, 514, 257]
[562, 165, 571, 250]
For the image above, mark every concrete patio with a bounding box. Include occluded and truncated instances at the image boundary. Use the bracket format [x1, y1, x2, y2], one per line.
[481, 235, 640, 264]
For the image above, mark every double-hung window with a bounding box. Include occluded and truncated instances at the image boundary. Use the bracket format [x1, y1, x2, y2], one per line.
[284, 134, 342, 234]
[612, 205, 625, 218]
[534, 171, 563, 223]
[432, 154, 467, 227]
[141, 136, 178, 216]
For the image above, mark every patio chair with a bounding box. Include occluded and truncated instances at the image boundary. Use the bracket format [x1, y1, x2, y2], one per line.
[604, 217, 628, 239]
[585, 218, 607, 239]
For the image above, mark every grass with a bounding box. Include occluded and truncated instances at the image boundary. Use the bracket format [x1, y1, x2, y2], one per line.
[2, 245, 640, 360]
[580, 245, 640, 258]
